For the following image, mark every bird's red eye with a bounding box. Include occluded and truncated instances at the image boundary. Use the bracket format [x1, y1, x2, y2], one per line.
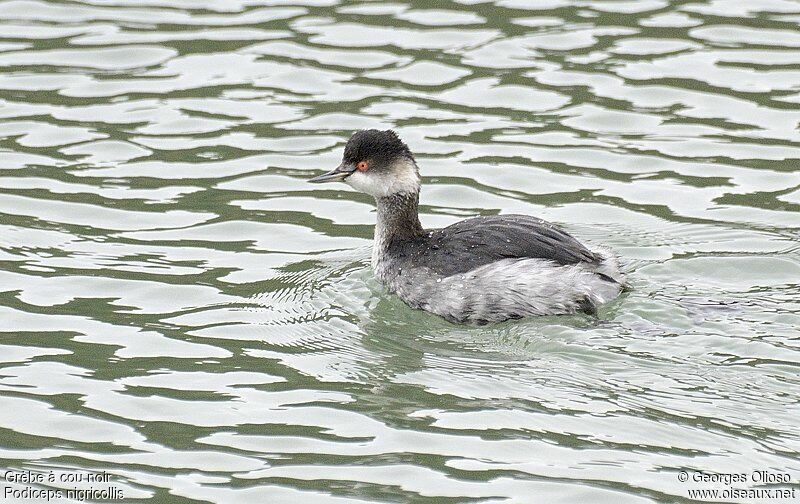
[357, 161, 369, 171]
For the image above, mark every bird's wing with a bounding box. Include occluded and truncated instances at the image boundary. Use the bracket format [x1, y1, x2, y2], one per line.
[393, 215, 599, 277]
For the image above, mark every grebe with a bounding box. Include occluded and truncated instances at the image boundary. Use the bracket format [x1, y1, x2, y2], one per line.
[309, 129, 624, 324]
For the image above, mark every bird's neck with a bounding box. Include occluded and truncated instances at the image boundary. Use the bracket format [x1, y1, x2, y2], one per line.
[374, 191, 423, 256]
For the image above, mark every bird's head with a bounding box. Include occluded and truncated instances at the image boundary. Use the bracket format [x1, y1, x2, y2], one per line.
[309, 129, 419, 198]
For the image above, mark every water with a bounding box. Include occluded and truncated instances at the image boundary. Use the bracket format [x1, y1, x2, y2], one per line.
[0, 0, 799, 502]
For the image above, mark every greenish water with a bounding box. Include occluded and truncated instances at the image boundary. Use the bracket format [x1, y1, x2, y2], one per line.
[1, 0, 799, 502]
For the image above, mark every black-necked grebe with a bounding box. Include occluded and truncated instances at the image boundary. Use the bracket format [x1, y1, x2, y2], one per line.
[309, 129, 624, 324]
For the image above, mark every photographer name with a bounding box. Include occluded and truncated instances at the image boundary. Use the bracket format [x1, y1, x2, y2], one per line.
[689, 470, 791, 485]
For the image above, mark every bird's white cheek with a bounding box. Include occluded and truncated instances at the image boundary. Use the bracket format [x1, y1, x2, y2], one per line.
[345, 160, 420, 197]
[346, 171, 393, 197]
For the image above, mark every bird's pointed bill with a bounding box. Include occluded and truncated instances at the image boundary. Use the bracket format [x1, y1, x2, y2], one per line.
[308, 163, 356, 183]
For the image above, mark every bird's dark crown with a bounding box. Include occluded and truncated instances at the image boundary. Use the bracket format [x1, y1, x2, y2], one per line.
[343, 129, 414, 167]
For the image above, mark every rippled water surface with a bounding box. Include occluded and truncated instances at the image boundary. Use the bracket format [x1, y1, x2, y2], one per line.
[1, 0, 799, 502]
